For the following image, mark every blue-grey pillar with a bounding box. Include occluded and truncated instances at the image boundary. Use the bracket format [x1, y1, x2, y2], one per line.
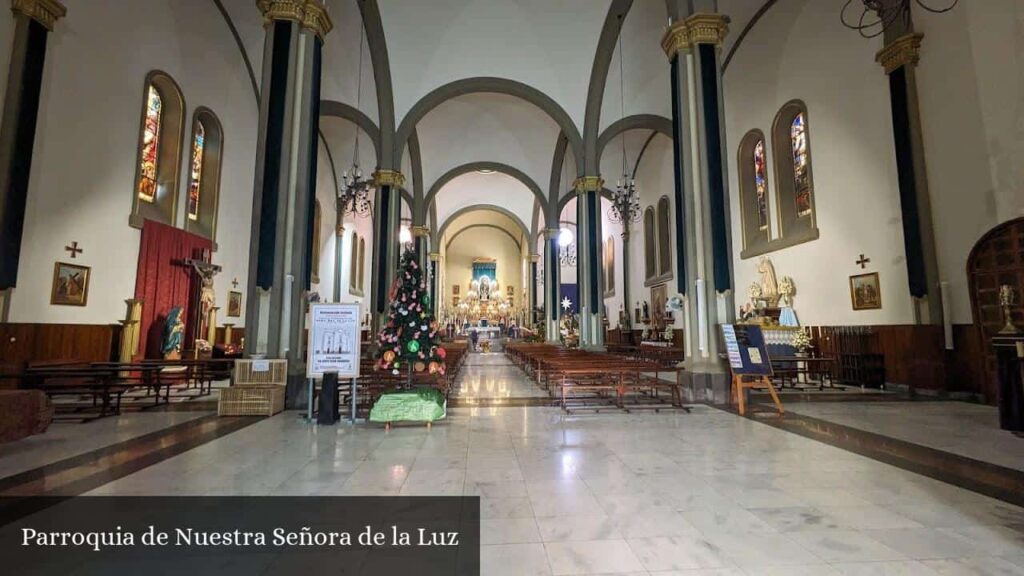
[370, 170, 403, 332]
[529, 254, 539, 328]
[543, 228, 561, 343]
[574, 176, 605, 349]
[877, 32, 942, 326]
[245, 0, 331, 405]
[662, 13, 734, 402]
[0, 0, 66, 295]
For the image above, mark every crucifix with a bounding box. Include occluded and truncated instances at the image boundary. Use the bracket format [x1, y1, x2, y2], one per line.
[231, 277, 239, 289]
[64, 241, 83, 258]
[855, 254, 871, 269]
[173, 250, 223, 350]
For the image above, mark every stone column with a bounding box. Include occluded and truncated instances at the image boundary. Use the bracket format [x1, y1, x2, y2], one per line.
[0, 0, 66, 292]
[411, 224, 429, 273]
[574, 176, 605, 349]
[370, 169, 403, 332]
[429, 251, 440, 319]
[244, 0, 331, 405]
[529, 253, 540, 328]
[662, 13, 734, 402]
[620, 223, 632, 335]
[543, 227, 561, 343]
[876, 32, 942, 326]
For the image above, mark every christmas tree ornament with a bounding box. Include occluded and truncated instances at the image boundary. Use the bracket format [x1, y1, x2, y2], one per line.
[414, 362, 425, 372]
[407, 340, 421, 353]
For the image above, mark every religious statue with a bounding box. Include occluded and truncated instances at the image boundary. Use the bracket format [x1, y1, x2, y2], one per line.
[1000, 285, 1019, 334]
[191, 261, 217, 320]
[757, 256, 779, 306]
[162, 306, 185, 360]
[778, 276, 795, 307]
[642, 301, 650, 323]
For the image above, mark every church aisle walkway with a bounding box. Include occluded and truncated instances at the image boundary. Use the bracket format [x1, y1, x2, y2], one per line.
[85, 404, 1024, 575]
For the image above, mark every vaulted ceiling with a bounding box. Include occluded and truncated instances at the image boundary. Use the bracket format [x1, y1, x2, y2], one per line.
[215, 0, 779, 249]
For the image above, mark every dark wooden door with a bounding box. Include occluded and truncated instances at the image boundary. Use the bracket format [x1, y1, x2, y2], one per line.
[968, 217, 1024, 404]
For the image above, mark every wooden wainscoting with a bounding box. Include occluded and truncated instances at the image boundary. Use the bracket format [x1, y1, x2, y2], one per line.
[0, 323, 120, 387]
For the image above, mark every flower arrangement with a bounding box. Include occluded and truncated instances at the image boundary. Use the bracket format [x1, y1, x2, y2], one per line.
[791, 328, 812, 353]
[663, 325, 674, 342]
[747, 282, 762, 302]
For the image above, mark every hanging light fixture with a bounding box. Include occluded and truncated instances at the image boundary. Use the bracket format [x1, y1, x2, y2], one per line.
[338, 26, 372, 219]
[608, 28, 641, 225]
[558, 227, 577, 267]
[840, 0, 958, 38]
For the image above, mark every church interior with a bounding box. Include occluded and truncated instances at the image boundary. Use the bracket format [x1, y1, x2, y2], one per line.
[1, 0, 1024, 573]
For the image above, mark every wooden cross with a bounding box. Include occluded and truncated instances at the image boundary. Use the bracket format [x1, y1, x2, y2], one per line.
[855, 254, 871, 269]
[64, 241, 83, 258]
[231, 277, 239, 289]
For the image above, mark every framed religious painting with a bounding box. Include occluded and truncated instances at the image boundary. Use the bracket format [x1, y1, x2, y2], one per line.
[227, 291, 243, 317]
[650, 284, 668, 327]
[51, 262, 90, 306]
[507, 286, 514, 297]
[849, 272, 881, 310]
[452, 285, 460, 296]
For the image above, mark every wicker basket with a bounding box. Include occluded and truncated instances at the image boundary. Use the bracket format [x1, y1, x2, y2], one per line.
[218, 386, 285, 416]
[218, 359, 288, 416]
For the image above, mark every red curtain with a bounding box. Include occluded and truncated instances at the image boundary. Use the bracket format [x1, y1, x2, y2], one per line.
[134, 219, 212, 359]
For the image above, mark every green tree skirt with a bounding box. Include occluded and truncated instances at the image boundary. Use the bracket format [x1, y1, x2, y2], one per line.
[368, 387, 447, 423]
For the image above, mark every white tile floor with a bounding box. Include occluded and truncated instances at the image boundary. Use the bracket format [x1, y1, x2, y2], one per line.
[785, 401, 1024, 472]
[74, 358, 1024, 575]
[453, 353, 550, 400]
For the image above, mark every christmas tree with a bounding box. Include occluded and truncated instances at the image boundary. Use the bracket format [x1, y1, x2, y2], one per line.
[376, 248, 447, 382]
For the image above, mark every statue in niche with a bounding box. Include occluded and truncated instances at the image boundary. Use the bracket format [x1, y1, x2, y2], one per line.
[757, 256, 779, 306]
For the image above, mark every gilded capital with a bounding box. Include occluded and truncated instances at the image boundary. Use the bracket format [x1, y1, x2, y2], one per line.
[11, 0, 66, 31]
[373, 169, 406, 188]
[428, 252, 441, 262]
[687, 14, 730, 47]
[410, 225, 430, 238]
[876, 33, 923, 75]
[572, 176, 604, 194]
[661, 13, 730, 58]
[530, 254, 541, 263]
[257, 0, 333, 41]
[543, 228, 561, 239]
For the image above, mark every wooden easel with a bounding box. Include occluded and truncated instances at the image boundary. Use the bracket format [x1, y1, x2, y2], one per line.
[731, 373, 784, 417]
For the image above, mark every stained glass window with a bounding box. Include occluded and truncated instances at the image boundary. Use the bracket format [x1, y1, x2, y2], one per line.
[138, 85, 162, 202]
[187, 122, 205, 221]
[753, 139, 769, 230]
[791, 112, 811, 217]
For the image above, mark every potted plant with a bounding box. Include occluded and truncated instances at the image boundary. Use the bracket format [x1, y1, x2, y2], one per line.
[791, 328, 812, 357]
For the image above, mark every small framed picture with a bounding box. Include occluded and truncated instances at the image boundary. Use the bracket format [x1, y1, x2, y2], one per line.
[227, 291, 243, 317]
[507, 286, 514, 296]
[452, 296, 460, 307]
[849, 272, 882, 310]
[51, 262, 90, 306]
[452, 285, 460, 295]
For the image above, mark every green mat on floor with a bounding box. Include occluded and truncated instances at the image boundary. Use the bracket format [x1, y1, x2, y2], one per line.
[369, 387, 447, 423]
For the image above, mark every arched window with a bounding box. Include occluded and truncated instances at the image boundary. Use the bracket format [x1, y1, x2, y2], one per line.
[737, 129, 772, 257]
[603, 236, 615, 297]
[349, 234, 359, 294]
[656, 197, 672, 278]
[644, 207, 656, 281]
[772, 100, 819, 246]
[358, 237, 366, 292]
[311, 200, 322, 284]
[131, 71, 185, 228]
[183, 108, 223, 241]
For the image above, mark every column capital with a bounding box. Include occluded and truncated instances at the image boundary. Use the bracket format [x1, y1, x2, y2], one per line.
[529, 254, 541, 263]
[543, 228, 561, 239]
[336, 223, 345, 236]
[257, 0, 333, 41]
[572, 176, 604, 194]
[410, 225, 430, 238]
[11, 0, 66, 31]
[661, 13, 730, 58]
[373, 169, 406, 188]
[876, 33, 923, 75]
[428, 252, 441, 261]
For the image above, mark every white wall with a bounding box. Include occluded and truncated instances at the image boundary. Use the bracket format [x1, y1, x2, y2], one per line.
[914, 0, 1024, 323]
[9, 0, 258, 327]
[724, 0, 912, 326]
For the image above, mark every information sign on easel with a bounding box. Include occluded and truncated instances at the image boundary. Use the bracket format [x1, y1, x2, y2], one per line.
[307, 303, 362, 379]
[722, 324, 783, 416]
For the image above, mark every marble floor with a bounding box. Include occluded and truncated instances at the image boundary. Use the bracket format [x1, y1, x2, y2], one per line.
[0, 410, 211, 479]
[785, 401, 1024, 472]
[83, 405, 1024, 574]
[453, 353, 549, 401]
